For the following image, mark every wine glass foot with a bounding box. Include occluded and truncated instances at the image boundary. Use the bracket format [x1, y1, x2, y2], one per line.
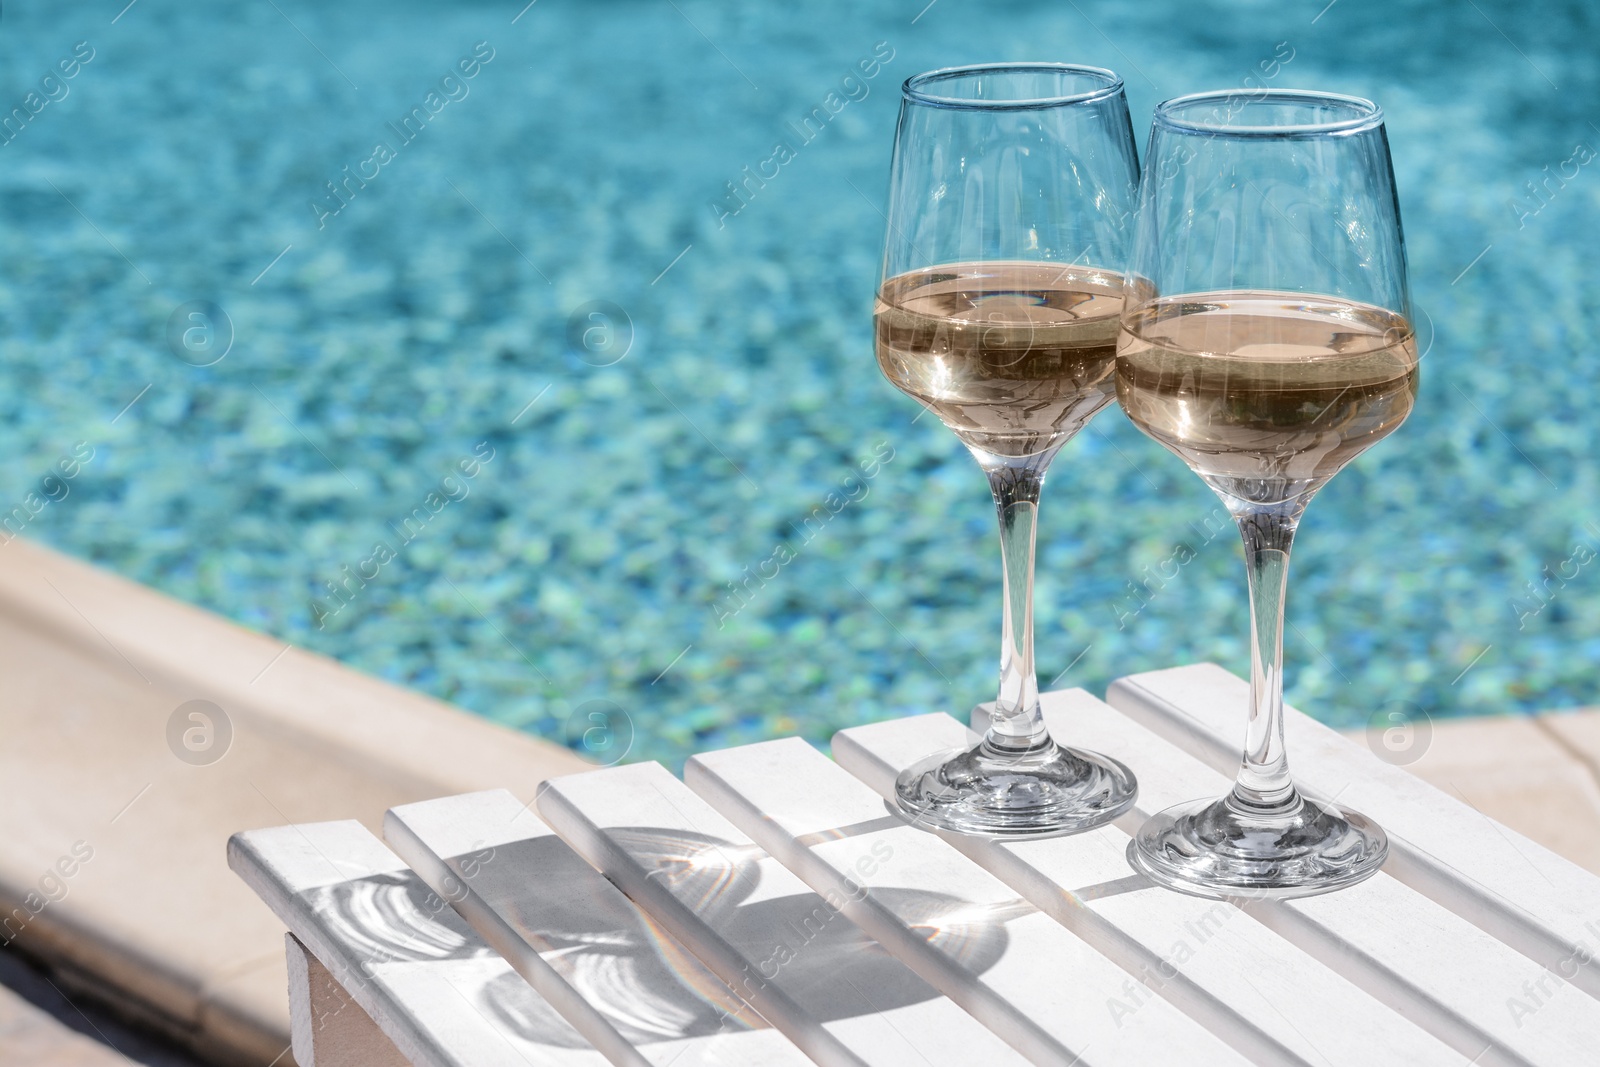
[893, 739, 1137, 839]
[1129, 793, 1388, 900]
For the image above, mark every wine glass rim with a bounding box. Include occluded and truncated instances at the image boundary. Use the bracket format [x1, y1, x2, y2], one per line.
[1153, 89, 1384, 136]
[902, 63, 1124, 110]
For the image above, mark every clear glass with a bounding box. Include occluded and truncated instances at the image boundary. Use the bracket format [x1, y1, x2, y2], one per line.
[876, 64, 1140, 837]
[1117, 90, 1414, 896]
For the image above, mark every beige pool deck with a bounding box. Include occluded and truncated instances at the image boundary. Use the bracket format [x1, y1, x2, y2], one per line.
[0, 535, 1594, 1066]
[0, 537, 588, 1066]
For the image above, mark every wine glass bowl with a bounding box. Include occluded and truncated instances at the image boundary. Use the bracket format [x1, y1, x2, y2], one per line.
[1116, 292, 1419, 506]
[1117, 90, 1414, 896]
[876, 64, 1141, 838]
[874, 262, 1126, 459]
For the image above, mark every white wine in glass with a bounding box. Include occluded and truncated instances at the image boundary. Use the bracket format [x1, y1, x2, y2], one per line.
[876, 65, 1141, 838]
[875, 262, 1123, 458]
[1119, 90, 1415, 897]
[1118, 293, 1418, 504]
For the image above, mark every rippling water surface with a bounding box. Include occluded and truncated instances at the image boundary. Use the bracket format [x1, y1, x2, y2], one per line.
[0, 0, 1595, 763]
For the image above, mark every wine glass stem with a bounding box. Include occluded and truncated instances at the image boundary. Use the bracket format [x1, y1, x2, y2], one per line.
[1229, 500, 1307, 813]
[981, 455, 1054, 755]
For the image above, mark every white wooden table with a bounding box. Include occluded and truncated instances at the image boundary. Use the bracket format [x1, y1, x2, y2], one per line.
[228, 664, 1600, 1067]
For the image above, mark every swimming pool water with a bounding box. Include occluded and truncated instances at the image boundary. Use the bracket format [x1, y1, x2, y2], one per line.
[1, 0, 1596, 766]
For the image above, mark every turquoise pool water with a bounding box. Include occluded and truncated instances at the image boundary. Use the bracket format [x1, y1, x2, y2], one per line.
[1, 0, 1595, 765]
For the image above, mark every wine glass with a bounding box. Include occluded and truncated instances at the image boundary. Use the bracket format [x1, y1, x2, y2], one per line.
[876, 63, 1140, 837]
[1117, 90, 1415, 896]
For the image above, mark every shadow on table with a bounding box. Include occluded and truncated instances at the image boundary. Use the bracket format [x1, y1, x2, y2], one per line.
[598, 826, 1019, 1018]
[300, 824, 1023, 1050]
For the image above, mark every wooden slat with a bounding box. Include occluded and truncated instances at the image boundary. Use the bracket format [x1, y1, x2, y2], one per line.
[832, 712, 1468, 1067]
[287, 931, 411, 1067]
[1106, 664, 1600, 1001]
[536, 762, 1029, 1067]
[384, 789, 814, 1067]
[1032, 686, 1600, 1067]
[684, 738, 1252, 1067]
[228, 820, 605, 1067]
